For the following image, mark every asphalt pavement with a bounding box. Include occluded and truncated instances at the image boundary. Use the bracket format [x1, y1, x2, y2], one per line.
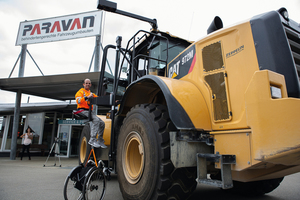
[0, 156, 123, 200]
[0, 156, 299, 200]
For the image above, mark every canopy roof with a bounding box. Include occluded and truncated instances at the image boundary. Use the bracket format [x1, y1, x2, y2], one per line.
[0, 102, 76, 116]
[0, 72, 100, 101]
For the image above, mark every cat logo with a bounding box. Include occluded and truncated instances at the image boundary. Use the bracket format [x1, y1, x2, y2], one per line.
[168, 45, 196, 79]
[169, 60, 180, 78]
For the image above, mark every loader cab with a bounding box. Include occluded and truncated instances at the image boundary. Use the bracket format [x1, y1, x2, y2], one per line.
[97, 30, 191, 102]
[132, 31, 192, 80]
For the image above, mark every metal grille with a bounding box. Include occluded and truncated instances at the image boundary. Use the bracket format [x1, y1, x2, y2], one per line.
[205, 72, 230, 121]
[284, 26, 300, 81]
[202, 42, 224, 72]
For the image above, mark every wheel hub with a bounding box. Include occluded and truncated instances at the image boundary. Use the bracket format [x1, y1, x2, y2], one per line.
[123, 131, 145, 184]
[80, 137, 87, 163]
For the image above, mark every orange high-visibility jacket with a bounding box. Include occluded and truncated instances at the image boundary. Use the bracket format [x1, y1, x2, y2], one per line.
[75, 88, 97, 110]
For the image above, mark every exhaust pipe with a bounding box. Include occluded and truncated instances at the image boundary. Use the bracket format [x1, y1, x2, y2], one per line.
[207, 16, 223, 34]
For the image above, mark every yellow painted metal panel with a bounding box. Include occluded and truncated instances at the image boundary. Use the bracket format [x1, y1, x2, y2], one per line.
[160, 77, 212, 130]
[98, 115, 111, 146]
[166, 21, 260, 131]
[214, 131, 251, 171]
[232, 164, 300, 182]
[244, 70, 300, 165]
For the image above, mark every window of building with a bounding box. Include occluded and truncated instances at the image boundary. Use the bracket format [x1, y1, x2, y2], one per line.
[0, 116, 6, 150]
[23, 113, 44, 144]
[43, 112, 57, 150]
[5, 115, 26, 150]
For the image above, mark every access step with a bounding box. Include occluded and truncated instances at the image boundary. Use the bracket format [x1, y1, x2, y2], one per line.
[197, 153, 236, 189]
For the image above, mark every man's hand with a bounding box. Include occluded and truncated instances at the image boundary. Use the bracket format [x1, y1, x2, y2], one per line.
[84, 93, 94, 101]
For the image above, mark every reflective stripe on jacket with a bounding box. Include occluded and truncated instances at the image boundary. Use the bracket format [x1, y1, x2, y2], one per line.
[75, 88, 97, 110]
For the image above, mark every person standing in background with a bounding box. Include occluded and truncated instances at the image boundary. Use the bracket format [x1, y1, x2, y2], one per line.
[20, 126, 34, 160]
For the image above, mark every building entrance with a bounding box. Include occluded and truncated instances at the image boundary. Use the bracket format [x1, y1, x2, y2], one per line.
[57, 120, 85, 158]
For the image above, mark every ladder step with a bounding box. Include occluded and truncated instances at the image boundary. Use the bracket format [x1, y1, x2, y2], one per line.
[197, 153, 236, 189]
[198, 179, 223, 188]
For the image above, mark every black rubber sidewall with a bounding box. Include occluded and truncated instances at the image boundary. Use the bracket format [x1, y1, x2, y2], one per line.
[117, 105, 160, 200]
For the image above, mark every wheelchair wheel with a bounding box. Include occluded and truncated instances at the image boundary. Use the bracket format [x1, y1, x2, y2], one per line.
[63, 165, 84, 200]
[83, 167, 106, 200]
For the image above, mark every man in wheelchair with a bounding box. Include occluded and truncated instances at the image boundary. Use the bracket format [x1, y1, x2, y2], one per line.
[75, 78, 107, 148]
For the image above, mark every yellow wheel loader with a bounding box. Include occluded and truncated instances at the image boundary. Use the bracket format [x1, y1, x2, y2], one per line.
[78, 1, 300, 199]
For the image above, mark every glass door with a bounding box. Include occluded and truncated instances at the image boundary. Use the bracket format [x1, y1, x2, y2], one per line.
[57, 124, 84, 157]
[57, 125, 70, 157]
[70, 125, 83, 157]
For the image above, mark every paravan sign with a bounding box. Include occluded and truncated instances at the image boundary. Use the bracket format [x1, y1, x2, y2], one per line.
[16, 10, 102, 46]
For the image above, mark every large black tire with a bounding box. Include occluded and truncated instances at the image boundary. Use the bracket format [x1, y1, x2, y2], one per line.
[117, 104, 196, 200]
[78, 124, 91, 165]
[229, 177, 284, 196]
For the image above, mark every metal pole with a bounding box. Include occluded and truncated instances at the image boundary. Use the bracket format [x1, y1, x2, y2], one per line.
[109, 36, 122, 161]
[94, 8, 103, 72]
[94, 35, 101, 72]
[93, 10, 103, 113]
[10, 44, 26, 160]
[8, 52, 21, 78]
[26, 50, 44, 76]
[10, 90, 22, 160]
[50, 112, 57, 147]
[88, 47, 96, 72]
[18, 44, 27, 77]
[93, 35, 101, 115]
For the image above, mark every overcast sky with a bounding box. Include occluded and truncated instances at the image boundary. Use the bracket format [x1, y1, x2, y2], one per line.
[0, 0, 299, 104]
